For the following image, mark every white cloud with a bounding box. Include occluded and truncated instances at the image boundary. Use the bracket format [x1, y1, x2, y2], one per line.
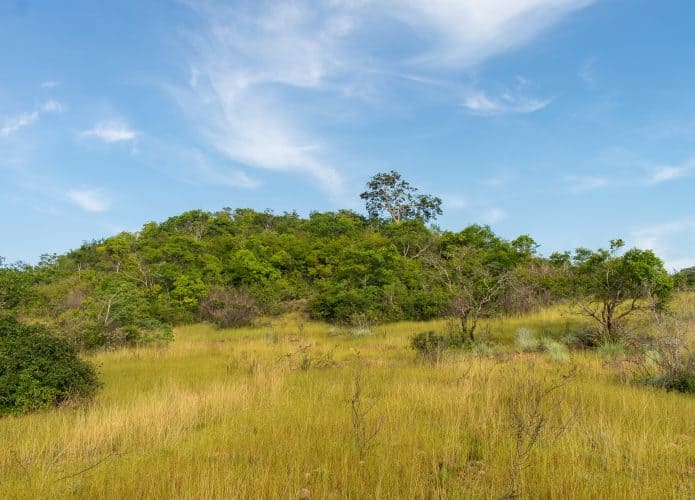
[578, 57, 597, 87]
[41, 100, 64, 113]
[481, 208, 507, 224]
[176, 147, 261, 189]
[648, 158, 695, 184]
[82, 121, 138, 143]
[564, 175, 610, 192]
[41, 80, 59, 88]
[1, 111, 39, 137]
[391, 0, 596, 66]
[463, 89, 551, 115]
[0, 99, 65, 138]
[176, 1, 592, 195]
[444, 194, 467, 210]
[66, 189, 110, 212]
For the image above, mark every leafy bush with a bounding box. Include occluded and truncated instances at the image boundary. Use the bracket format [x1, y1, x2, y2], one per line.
[0, 315, 99, 415]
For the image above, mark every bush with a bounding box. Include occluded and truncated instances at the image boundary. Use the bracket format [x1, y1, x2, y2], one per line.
[0, 315, 99, 415]
[598, 341, 625, 359]
[542, 337, 570, 363]
[515, 327, 540, 352]
[198, 287, 259, 328]
[410, 331, 447, 362]
[629, 315, 695, 393]
[561, 325, 600, 350]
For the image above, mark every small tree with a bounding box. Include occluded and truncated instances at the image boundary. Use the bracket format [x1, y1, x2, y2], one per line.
[360, 170, 442, 223]
[428, 245, 510, 342]
[571, 240, 673, 342]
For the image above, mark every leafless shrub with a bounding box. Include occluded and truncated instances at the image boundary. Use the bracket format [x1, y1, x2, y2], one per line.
[349, 371, 382, 460]
[503, 364, 578, 499]
[625, 312, 694, 393]
[198, 287, 258, 328]
[281, 343, 336, 371]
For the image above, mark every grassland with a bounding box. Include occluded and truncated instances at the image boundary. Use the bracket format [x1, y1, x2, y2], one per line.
[1, 297, 693, 499]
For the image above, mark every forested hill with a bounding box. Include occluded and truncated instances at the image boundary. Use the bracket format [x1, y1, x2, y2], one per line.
[1, 207, 555, 347]
[0, 171, 681, 351]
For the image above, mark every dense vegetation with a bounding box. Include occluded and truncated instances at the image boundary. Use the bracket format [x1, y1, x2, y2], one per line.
[0, 304, 692, 497]
[0, 173, 692, 496]
[0, 172, 681, 353]
[0, 314, 99, 415]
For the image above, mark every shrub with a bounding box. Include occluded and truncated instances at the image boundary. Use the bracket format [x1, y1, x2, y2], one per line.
[349, 313, 375, 337]
[598, 341, 625, 359]
[0, 315, 99, 415]
[561, 324, 600, 350]
[629, 314, 694, 393]
[410, 331, 447, 362]
[515, 327, 540, 352]
[198, 287, 259, 328]
[542, 338, 570, 363]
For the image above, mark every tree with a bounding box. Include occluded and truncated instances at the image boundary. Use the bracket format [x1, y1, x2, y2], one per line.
[0, 260, 34, 312]
[674, 266, 695, 290]
[360, 170, 442, 223]
[428, 244, 511, 342]
[571, 240, 673, 341]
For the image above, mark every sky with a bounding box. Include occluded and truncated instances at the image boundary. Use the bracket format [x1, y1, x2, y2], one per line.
[1, 0, 693, 270]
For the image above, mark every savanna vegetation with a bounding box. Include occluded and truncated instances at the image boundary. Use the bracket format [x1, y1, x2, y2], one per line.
[0, 171, 693, 498]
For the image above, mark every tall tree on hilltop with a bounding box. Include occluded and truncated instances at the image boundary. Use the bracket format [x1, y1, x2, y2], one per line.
[360, 170, 442, 223]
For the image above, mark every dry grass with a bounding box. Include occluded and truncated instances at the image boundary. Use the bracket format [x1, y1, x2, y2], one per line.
[1, 298, 693, 498]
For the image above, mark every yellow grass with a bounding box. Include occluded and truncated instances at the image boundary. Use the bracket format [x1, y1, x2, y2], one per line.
[1, 297, 693, 498]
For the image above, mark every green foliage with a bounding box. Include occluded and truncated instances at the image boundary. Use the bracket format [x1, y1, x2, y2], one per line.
[0, 315, 99, 415]
[360, 170, 442, 223]
[674, 266, 695, 290]
[2, 186, 674, 353]
[410, 331, 448, 362]
[571, 241, 673, 341]
[541, 338, 570, 363]
[0, 261, 35, 311]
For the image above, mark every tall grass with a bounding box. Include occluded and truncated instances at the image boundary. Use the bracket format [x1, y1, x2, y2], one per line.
[1, 300, 693, 498]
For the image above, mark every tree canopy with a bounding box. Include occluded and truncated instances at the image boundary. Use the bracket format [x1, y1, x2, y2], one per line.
[360, 170, 442, 223]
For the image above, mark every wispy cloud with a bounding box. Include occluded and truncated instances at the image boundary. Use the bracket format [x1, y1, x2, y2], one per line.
[564, 154, 695, 191]
[174, 1, 350, 195]
[1, 112, 39, 137]
[82, 121, 138, 143]
[648, 157, 695, 184]
[481, 208, 507, 224]
[41, 100, 64, 113]
[443, 194, 467, 210]
[0, 100, 64, 137]
[392, 0, 596, 67]
[176, 147, 261, 189]
[174, 0, 593, 195]
[66, 188, 110, 212]
[463, 89, 551, 115]
[578, 57, 597, 87]
[564, 175, 610, 192]
[41, 80, 59, 88]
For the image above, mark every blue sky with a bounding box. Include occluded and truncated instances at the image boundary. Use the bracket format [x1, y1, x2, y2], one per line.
[1, 0, 693, 270]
